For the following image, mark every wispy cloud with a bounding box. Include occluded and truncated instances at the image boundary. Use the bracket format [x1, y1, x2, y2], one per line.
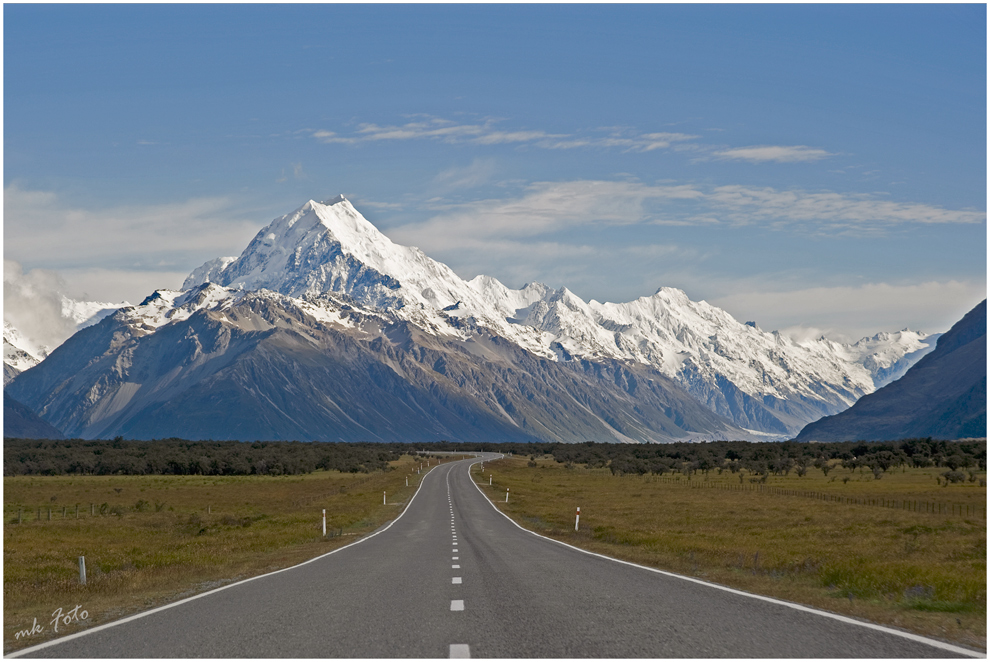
[276, 162, 306, 183]
[432, 159, 498, 192]
[399, 178, 983, 242]
[312, 117, 699, 153]
[3, 184, 261, 301]
[392, 180, 704, 248]
[709, 185, 986, 230]
[713, 145, 833, 163]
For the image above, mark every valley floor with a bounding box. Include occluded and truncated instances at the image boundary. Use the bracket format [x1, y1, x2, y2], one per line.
[2, 455, 456, 654]
[473, 457, 986, 651]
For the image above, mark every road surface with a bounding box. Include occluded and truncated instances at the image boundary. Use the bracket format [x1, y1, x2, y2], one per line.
[12, 454, 978, 658]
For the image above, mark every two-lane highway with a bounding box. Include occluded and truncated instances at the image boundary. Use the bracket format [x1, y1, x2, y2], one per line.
[13, 454, 978, 658]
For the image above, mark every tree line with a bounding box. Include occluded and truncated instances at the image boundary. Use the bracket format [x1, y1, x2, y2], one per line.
[3, 436, 985, 479]
[3, 438, 405, 476]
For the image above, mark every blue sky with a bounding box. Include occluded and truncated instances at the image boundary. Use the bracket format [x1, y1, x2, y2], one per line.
[4, 4, 986, 340]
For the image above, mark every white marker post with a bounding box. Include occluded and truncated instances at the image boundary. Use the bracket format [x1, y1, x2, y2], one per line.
[322, 509, 326, 537]
[505, 488, 509, 503]
[489, 475, 492, 486]
[575, 507, 581, 531]
[406, 476, 409, 487]
[383, 491, 386, 505]
[79, 556, 86, 585]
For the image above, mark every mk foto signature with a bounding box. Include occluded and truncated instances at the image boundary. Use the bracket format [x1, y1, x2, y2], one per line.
[14, 605, 89, 640]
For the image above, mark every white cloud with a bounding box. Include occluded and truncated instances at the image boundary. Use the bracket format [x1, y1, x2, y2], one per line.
[709, 185, 986, 230]
[713, 145, 833, 163]
[396, 178, 983, 244]
[311, 117, 698, 152]
[711, 280, 987, 341]
[3, 184, 261, 303]
[391, 180, 704, 248]
[3, 260, 78, 352]
[55, 267, 190, 304]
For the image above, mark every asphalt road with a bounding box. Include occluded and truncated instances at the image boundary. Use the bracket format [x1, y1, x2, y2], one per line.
[13, 454, 978, 658]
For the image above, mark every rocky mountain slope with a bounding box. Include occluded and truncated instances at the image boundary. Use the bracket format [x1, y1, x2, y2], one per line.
[3, 297, 125, 384]
[3, 392, 64, 439]
[6, 196, 941, 442]
[7, 289, 742, 442]
[796, 300, 986, 442]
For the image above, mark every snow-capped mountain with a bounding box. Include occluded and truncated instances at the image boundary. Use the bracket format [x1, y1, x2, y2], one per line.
[179, 195, 936, 435]
[3, 322, 43, 384]
[3, 296, 128, 384]
[7, 195, 939, 441]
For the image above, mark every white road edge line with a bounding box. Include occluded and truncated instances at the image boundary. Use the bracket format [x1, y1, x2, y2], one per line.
[7, 462, 449, 658]
[449, 643, 471, 658]
[466, 455, 983, 659]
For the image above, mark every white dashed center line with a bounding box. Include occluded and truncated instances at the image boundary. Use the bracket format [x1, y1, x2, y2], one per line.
[450, 643, 470, 658]
[452, 577, 462, 584]
[452, 564, 460, 569]
[450, 600, 464, 611]
[452, 556, 459, 560]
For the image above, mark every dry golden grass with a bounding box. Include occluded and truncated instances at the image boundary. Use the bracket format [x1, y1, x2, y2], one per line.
[3, 454, 464, 653]
[475, 456, 986, 651]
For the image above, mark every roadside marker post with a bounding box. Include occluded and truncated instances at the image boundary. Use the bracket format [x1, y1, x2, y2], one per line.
[489, 475, 492, 486]
[505, 488, 509, 503]
[79, 556, 86, 585]
[383, 491, 386, 505]
[406, 476, 409, 487]
[322, 509, 326, 537]
[575, 507, 580, 531]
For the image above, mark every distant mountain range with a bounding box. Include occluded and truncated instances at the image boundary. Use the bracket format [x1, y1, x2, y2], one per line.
[796, 300, 986, 442]
[4, 299, 124, 384]
[5, 196, 945, 442]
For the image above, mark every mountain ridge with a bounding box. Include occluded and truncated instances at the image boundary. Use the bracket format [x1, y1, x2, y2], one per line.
[795, 300, 986, 442]
[6, 195, 944, 441]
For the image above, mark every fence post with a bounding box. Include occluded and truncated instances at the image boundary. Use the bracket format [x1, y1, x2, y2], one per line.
[79, 556, 87, 585]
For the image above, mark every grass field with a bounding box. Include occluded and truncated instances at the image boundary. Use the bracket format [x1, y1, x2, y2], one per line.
[474, 456, 986, 651]
[3, 454, 463, 653]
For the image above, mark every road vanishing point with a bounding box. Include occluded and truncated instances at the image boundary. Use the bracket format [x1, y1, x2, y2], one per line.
[11, 454, 980, 658]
